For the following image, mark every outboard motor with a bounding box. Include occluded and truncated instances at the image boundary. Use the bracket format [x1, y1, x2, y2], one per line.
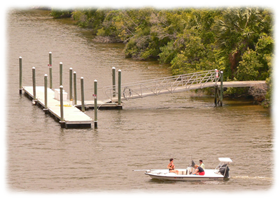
[219, 164, 230, 178]
[186, 160, 196, 175]
[191, 160, 195, 167]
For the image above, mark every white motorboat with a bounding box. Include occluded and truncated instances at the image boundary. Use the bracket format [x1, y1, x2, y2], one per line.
[145, 158, 232, 181]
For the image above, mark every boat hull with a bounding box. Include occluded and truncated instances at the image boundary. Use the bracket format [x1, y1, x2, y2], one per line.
[145, 169, 226, 181]
[146, 174, 225, 181]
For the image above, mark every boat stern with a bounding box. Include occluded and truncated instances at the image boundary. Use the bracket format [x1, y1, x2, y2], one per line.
[216, 158, 232, 179]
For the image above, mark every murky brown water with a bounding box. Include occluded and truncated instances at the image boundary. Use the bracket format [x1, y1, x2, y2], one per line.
[6, 9, 273, 192]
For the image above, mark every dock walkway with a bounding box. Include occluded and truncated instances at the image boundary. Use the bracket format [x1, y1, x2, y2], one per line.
[110, 80, 266, 102]
[23, 86, 93, 128]
[103, 70, 267, 102]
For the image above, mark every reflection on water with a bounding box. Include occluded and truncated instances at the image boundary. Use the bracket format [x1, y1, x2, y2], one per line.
[7, 9, 273, 192]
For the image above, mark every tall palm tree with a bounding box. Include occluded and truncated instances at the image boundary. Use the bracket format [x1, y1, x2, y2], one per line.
[214, 8, 269, 78]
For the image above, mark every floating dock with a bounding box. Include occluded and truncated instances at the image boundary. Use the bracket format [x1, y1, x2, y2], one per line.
[18, 54, 123, 129]
[19, 53, 267, 129]
[23, 86, 92, 128]
[22, 86, 120, 128]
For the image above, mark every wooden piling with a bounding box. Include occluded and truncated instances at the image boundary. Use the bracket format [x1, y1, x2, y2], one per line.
[214, 86, 218, 106]
[214, 69, 218, 107]
[118, 69, 121, 106]
[219, 71, 223, 107]
[19, 56, 22, 94]
[81, 77, 85, 112]
[49, 52, 52, 66]
[94, 79, 98, 129]
[112, 67, 116, 97]
[69, 68, 73, 102]
[59, 85, 65, 124]
[74, 71, 77, 105]
[59, 62, 63, 86]
[32, 67, 36, 105]
[43, 74, 48, 113]
[49, 52, 52, 89]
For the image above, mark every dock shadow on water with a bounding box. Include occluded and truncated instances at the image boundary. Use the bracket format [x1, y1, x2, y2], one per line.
[6, 9, 273, 192]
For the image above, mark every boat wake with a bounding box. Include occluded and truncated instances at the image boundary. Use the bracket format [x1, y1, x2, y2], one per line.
[232, 176, 272, 181]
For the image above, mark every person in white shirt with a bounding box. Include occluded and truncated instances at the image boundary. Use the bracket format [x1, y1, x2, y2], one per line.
[199, 160, 205, 170]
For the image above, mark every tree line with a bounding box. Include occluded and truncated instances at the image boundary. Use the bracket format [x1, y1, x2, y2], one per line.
[51, 8, 273, 107]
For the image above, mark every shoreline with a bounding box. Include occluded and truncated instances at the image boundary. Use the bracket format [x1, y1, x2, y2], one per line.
[24, 8, 271, 108]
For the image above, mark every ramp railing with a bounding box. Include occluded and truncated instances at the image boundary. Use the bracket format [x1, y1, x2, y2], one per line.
[103, 70, 221, 101]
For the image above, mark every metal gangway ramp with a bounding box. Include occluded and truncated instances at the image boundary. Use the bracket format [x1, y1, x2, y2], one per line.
[103, 70, 221, 102]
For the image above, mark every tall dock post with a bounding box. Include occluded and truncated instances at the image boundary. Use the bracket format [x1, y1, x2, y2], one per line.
[81, 77, 85, 112]
[19, 56, 23, 94]
[214, 86, 218, 106]
[214, 86, 218, 107]
[49, 52, 52, 89]
[59, 85, 65, 127]
[59, 62, 63, 86]
[117, 69, 122, 109]
[112, 67, 116, 97]
[214, 69, 218, 106]
[32, 67, 37, 105]
[43, 74, 48, 113]
[69, 68, 73, 102]
[219, 71, 223, 106]
[94, 79, 98, 129]
[73, 71, 77, 105]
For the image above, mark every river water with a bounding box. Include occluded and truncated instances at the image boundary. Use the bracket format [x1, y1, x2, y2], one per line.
[6, 9, 274, 194]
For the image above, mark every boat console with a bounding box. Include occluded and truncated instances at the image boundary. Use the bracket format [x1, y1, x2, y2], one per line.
[175, 167, 194, 175]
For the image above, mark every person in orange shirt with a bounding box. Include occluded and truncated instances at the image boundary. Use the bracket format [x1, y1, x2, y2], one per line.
[167, 158, 179, 174]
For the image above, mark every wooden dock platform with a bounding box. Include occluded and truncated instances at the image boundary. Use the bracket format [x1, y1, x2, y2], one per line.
[75, 100, 122, 110]
[23, 86, 97, 128]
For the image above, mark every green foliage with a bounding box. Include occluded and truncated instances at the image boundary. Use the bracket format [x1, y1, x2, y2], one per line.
[265, 54, 279, 111]
[214, 8, 272, 79]
[257, 34, 273, 54]
[51, 7, 273, 107]
[124, 39, 138, 58]
[237, 49, 263, 80]
[266, 70, 279, 111]
[236, 34, 273, 81]
[50, 2, 73, 18]
[159, 41, 177, 64]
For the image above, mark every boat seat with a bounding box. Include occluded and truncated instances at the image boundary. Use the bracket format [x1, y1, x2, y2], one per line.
[186, 167, 194, 175]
